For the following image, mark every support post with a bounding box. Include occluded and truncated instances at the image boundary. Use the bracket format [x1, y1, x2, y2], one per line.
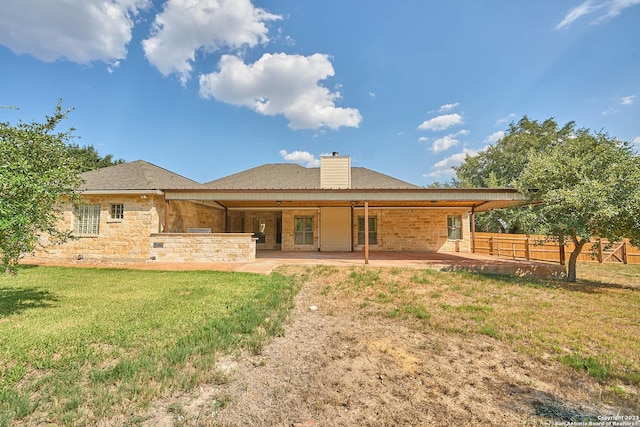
[559, 239, 566, 266]
[364, 201, 369, 265]
[164, 198, 170, 233]
[623, 241, 628, 264]
[525, 237, 531, 260]
[471, 208, 476, 253]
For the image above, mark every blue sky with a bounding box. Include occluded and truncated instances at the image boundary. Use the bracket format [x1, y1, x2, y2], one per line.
[1, 0, 638, 185]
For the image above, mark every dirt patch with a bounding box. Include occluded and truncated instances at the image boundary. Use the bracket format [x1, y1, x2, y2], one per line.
[138, 266, 636, 426]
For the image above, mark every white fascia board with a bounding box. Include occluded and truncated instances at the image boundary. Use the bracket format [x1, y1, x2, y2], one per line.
[164, 190, 526, 202]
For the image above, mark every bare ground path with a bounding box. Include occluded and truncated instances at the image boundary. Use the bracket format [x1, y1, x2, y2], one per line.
[139, 266, 634, 427]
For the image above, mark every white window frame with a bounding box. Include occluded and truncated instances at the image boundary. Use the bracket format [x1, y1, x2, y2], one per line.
[110, 203, 124, 220]
[75, 205, 101, 236]
[294, 216, 314, 246]
[447, 215, 462, 240]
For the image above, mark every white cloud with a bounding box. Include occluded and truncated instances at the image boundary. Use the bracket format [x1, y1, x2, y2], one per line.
[279, 150, 325, 167]
[621, 95, 635, 105]
[429, 130, 469, 153]
[425, 148, 479, 178]
[484, 130, 505, 143]
[556, 0, 601, 29]
[556, 0, 640, 29]
[632, 136, 640, 144]
[418, 137, 430, 143]
[142, 0, 281, 84]
[432, 135, 459, 153]
[199, 53, 362, 130]
[417, 113, 463, 131]
[0, 0, 148, 64]
[438, 102, 459, 112]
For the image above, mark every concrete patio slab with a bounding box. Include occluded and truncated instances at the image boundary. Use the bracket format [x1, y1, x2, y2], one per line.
[22, 251, 565, 278]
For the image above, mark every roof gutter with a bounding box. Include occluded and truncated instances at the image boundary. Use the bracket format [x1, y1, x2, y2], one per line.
[80, 189, 165, 196]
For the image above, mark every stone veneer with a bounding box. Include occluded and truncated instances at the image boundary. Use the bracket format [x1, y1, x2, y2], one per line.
[168, 200, 225, 233]
[33, 195, 163, 261]
[31, 196, 231, 262]
[281, 209, 320, 251]
[149, 233, 256, 262]
[31, 193, 471, 262]
[353, 208, 471, 252]
[275, 208, 471, 252]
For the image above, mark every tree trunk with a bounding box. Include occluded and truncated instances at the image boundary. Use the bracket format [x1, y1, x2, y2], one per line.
[567, 238, 587, 283]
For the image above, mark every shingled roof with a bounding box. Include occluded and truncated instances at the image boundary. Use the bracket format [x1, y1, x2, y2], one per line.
[204, 163, 420, 190]
[79, 160, 201, 191]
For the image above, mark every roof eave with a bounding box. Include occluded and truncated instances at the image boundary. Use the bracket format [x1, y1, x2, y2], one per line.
[80, 189, 165, 196]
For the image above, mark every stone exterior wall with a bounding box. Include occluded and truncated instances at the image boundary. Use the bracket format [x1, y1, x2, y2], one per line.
[32, 196, 228, 262]
[33, 194, 163, 261]
[168, 201, 225, 233]
[352, 208, 471, 252]
[149, 233, 256, 262]
[281, 209, 319, 251]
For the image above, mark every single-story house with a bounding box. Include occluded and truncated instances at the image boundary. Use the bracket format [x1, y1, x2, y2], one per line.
[32, 154, 526, 263]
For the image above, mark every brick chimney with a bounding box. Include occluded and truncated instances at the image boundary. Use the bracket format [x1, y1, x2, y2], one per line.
[320, 152, 351, 189]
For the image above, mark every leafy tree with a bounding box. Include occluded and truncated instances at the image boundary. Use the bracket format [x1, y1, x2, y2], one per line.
[454, 116, 577, 233]
[66, 143, 124, 172]
[514, 129, 640, 282]
[0, 103, 83, 274]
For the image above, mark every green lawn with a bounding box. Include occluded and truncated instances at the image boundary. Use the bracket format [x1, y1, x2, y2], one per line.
[0, 266, 300, 426]
[2, 262, 638, 425]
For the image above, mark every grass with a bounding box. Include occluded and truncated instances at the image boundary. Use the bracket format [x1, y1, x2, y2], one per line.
[316, 263, 640, 394]
[576, 261, 640, 289]
[0, 266, 300, 426]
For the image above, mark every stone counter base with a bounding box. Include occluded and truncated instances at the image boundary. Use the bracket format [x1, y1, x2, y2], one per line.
[150, 233, 256, 263]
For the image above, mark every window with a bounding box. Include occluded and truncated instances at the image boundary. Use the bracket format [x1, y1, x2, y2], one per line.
[110, 204, 124, 220]
[357, 216, 378, 245]
[294, 216, 314, 245]
[447, 215, 462, 240]
[75, 205, 101, 236]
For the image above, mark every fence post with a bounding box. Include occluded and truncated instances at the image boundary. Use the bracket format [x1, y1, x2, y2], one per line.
[559, 240, 566, 266]
[525, 237, 530, 260]
[489, 237, 494, 256]
[623, 241, 628, 264]
[512, 243, 516, 259]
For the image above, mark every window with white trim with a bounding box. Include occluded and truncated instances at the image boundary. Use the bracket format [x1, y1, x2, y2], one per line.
[447, 215, 462, 240]
[75, 205, 101, 236]
[294, 216, 314, 245]
[110, 203, 124, 220]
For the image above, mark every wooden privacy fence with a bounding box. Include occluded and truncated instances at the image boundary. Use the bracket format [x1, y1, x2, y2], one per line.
[473, 232, 640, 265]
